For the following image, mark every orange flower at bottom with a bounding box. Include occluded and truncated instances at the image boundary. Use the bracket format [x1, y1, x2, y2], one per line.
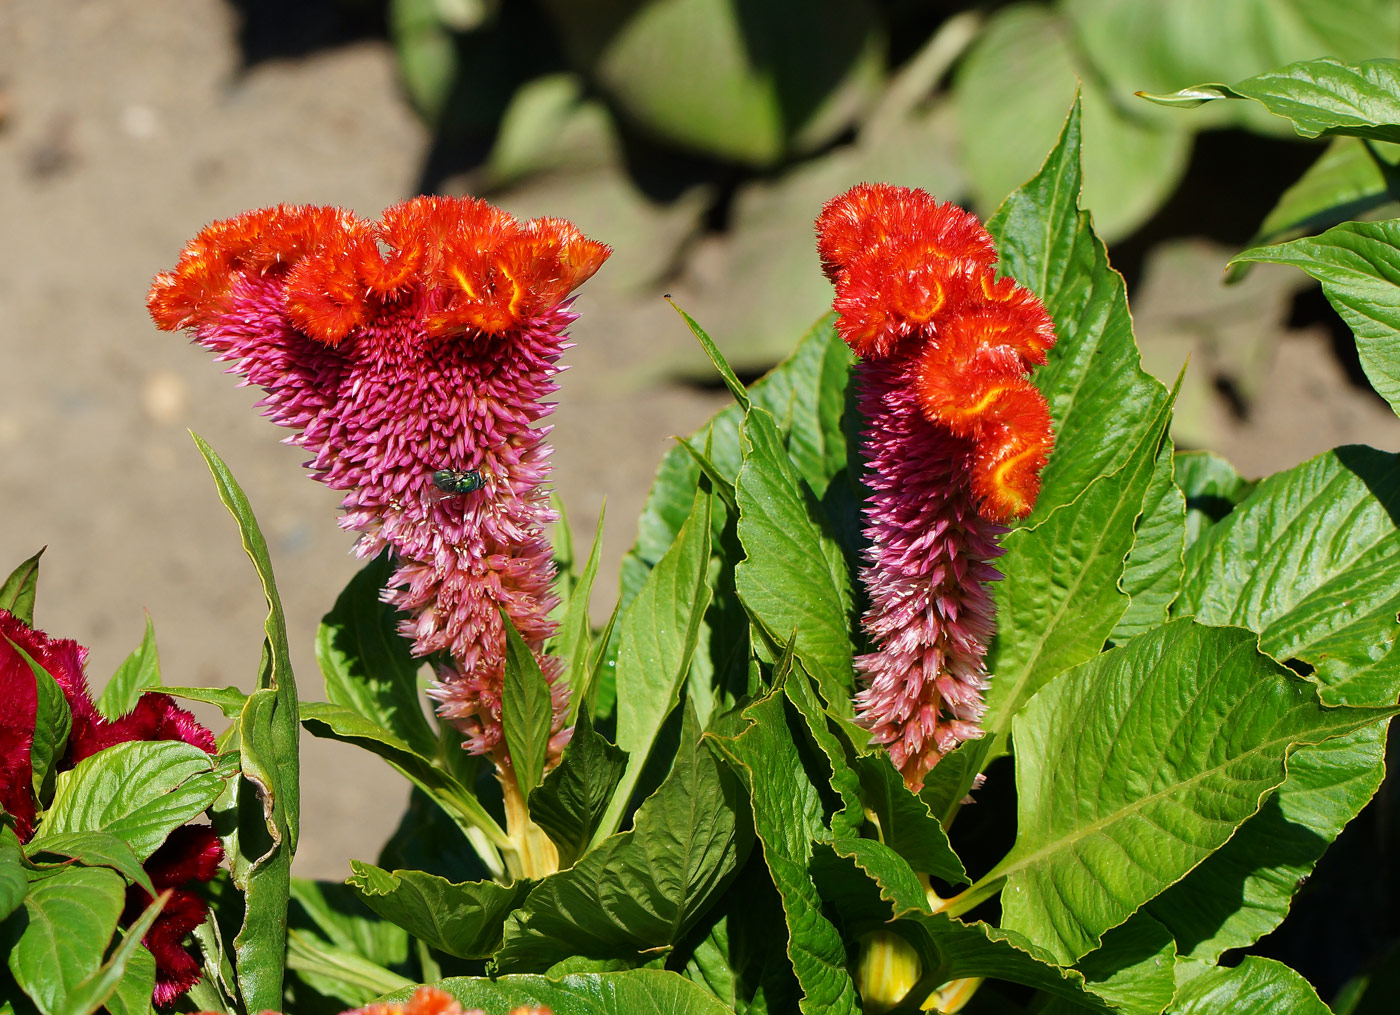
[216, 986, 555, 1015]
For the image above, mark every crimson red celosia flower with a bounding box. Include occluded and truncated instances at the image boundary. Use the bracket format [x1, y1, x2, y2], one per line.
[148, 198, 609, 764]
[816, 183, 1057, 790]
[0, 609, 222, 1005]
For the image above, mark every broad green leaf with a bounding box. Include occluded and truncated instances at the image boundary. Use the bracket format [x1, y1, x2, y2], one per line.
[96, 614, 161, 721]
[32, 741, 220, 862]
[958, 8, 1189, 242]
[1143, 57, 1400, 143]
[22, 650, 70, 804]
[851, 754, 966, 887]
[710, 689, 860, 1015]
[734, 406, 854, 708]
[349, 862, 529, 960]
[558, 507, 606, 726]
[528, 710, 626, 868]
[501, 612, 554, 800]
[316, 550, 434, 757]
[0, 827, 25, 922]
[988, 619, 1398, 963]
[299, 701, 507, 849]
[1111, 435, 1186, 643]
[497, 706, 745, 971]
[989, 99, 1172, 518]
[377, 969, 738, 1015]
[1065, 913, 1177, 1015]
[24, 832, 154, 896]
[0, 549, 43, 625]
[1248, 137, 1400, 249]
[1169, 956, 1331, 1014]
[191, 433, 299, 1013]
[1172, 450, 1256, 551]
[58, 893, 164, 1015]
[1234, 221, 1400, 417]
[1176, 446, 1400, 703]
[5, 866, 125, 1015]
[598, 487, 712, 843]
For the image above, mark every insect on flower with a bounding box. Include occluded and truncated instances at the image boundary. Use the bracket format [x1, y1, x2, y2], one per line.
[432, 468, 485, 496]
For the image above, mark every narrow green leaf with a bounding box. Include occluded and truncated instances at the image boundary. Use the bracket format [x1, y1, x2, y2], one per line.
[501, 612, 554, 800]
[284, 929, 414, 1004]
[1234, 220, 1400, 417]
[1170, 956, 1331, 1014]
[710, 689, 860, 1015]
[734, 406, 854, 710]
[156, 685, 249, 718]
[988, 98, 1172, 517]
[597, 486, 713, 843]
[375, 969, 739, 1015]
[6, 866, 125, 1015]
[349, 861, 530, 960]
[288, 877, 410, 972]
[1143, 57, 1400, 143]
[674, 437, 740, 518]
[96, 614, 161, 721]
[32, 741, 221, 862]
[498, 705, 746, 972]
[669, 301, 751, 410]
[56, 891, 165, 1015]
[780, 654, 863, 841]
[191, 434, 299, 1014]
[558, 506, 606, 727]
[528, 710, 627, 868]
[0, 549, 43, 625]
[0, 827, 25, 922]
[23, 831, 155, 895]
[16, 647, 70, 805]
[100, 933, 155, 1015]
[316, 550, 434, 757]
[988, 619, 1398, 964]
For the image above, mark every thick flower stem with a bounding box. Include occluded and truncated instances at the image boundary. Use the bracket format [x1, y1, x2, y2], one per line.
[498, 765, 559, 881]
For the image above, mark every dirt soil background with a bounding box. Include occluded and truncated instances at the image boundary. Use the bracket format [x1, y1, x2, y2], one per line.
[4, 0, 1400, 879]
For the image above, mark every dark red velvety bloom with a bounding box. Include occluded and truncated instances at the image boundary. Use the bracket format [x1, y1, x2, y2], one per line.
[0, 609, 221, 1005]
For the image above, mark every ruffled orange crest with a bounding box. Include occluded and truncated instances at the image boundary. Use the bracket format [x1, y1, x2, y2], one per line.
[149, 197, 610, 345]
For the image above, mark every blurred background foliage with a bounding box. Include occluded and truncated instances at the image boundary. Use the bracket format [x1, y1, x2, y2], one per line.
[228, 0, 1400, 444]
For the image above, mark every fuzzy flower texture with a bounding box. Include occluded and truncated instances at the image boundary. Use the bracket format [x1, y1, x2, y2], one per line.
[149, 199, 609, 763]
[816, 183, 1057, 791]
[0, 611, 222, 1005]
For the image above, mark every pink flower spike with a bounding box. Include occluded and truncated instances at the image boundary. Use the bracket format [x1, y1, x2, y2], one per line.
[149, 198, 610, 766]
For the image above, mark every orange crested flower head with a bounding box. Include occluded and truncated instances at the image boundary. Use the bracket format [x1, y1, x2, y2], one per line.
[337, 986, 553, 1015]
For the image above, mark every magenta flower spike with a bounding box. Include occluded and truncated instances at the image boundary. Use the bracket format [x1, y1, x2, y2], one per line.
[816, 183, 1057, 790]
[149, 198, 610, 768]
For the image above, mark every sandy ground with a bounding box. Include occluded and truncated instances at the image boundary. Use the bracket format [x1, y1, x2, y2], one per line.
[3, 0, 1400, 879]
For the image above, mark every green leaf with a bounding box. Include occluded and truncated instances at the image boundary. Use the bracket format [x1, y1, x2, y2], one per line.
[1143, 57, 1400, 143]
[1248, 137, 1400, 249]
[528, 710, 627, 868]
[57, 892, 164, 1015]
[1172, 450, 1256, 552]
[5, 866, 125, 1015]
[289, 877, 412, 972]
[23, 831, 154, 896]
[1169, 956, 1331, 1014]
[376, 969, 739, 1015]
[316, 551, 434, 757]
[597, 486, 713, 843]
[671, 302, 750, 410]
[987, 98, 1172, 517]
[1111, 434, 1186, 643]
[1068, 913, 1177, 1015]
[986, 619, 1398, 964]
[558, 506, 606, 727]
[501, 612, 554, 800]
[156, 685, 250, 718]
[191, 433, 300, 1014]
[852, 754, 967, 888]
[497, 705, 746, 971]
[1234, 220, 1400, 417]
[710, 689, 860, 1015]
[32, 741, 221, 862]
[284, 928, 414, 1006]
[780, 652, 863, 841]
[20, 649, 70, 805]
[348, 861, 529, 960]
[96, 613, 160, 722]
[734, 406, 854, 709]
[0, 827, 26, 923]
[299, 701, 507, 850]
[0, 549, 43, 626]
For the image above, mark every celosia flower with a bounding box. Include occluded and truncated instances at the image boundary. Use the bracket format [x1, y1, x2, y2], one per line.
[148, 198, 609, 765]
[0, 609, 222, 1005]
[341, 986, 553, 1015]
[816, 183, 1056, 790]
